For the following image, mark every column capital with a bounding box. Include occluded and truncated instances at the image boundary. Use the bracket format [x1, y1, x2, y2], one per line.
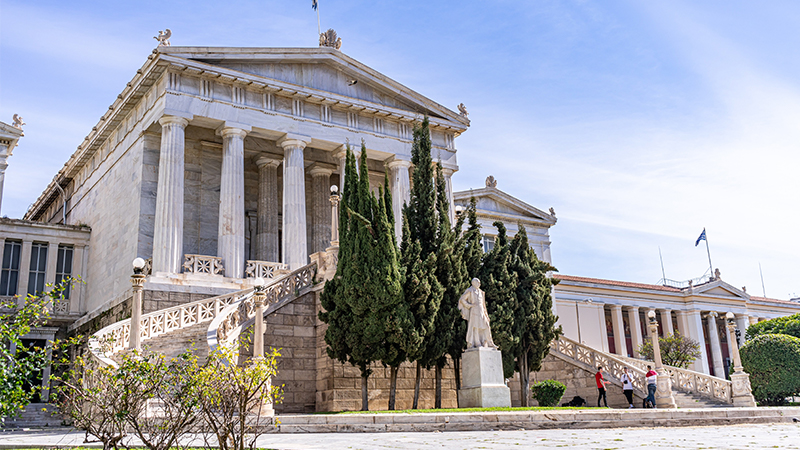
[609, 304, 622, 311]
[386, 157, 412, 169]
[308, 163, 336, 177]
[216, 122, 251, 139]
[255, 155, 281, 168]
[628, 305, 640, 312]
[332, 144, 349, 160]
[158, 115, 190, 128]
[706, 311, 720, 319]
[278, 133, 311, 150]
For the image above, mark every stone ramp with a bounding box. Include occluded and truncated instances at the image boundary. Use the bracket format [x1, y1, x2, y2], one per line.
[269, 407, 800, 433]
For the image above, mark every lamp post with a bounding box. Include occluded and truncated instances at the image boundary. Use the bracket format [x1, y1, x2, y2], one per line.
[725, 312, 757, 406]
[647, 310, 677, 408]
[252, 277, 266, 360]
[330, 185, 340, 246]
[129, 257, 146, 351]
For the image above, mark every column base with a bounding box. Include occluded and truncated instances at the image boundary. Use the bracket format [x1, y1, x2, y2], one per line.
[655, 369, 677, 409]
[731, 372, 757, 407]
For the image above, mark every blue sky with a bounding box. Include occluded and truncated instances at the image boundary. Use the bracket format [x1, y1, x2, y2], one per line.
[1, 1, 798, 298]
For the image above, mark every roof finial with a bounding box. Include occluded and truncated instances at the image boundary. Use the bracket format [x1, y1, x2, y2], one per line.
[485, 175, 497, 188]
[458, 103, 469, 118]
[319, 29, 342, 50]
[12, 114, 25, 129]
[154, 29, 172, 46]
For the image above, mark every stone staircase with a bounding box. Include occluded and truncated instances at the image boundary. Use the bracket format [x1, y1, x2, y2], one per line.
[2, 403, 64, 429]
[113, 322, 211, 364]
[672, 391, 728, 408]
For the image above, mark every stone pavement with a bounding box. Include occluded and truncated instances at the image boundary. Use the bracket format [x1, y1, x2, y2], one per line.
[1, 423, 799, 449]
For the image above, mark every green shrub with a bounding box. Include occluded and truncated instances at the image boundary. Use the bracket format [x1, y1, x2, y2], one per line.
[740, 334, 800, 406]
[530, 379, 566, 407]
[745, 313, 800, 341]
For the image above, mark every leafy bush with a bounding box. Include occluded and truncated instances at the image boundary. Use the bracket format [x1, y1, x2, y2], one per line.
[740, 334, 800, 406]
[638, 332, 701, 369]
[745, 313, 800, 341]
[531, 379, 566, 407]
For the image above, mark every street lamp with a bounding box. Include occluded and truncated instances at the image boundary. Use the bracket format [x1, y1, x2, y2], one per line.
[330, 185, 340, 246]
[724, 311, 757, 406]
[647, 309, 676, 408]
[129, 258, 146, 351]
[252, 277, 266, 360]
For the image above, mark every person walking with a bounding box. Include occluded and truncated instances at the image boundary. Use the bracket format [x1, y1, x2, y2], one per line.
[595, 366, 610, 407]
[620, 367, 634, 408]
[645, 365, 658, 408]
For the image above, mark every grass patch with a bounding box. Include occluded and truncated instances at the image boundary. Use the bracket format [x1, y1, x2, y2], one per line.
[316, 406, 591, 414]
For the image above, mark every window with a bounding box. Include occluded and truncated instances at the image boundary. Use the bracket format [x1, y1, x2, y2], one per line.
[0, 240, 22, 296]
[55, 245, 74, 299]
[482, 236, 495, 253]
[27, 243, 48, 296]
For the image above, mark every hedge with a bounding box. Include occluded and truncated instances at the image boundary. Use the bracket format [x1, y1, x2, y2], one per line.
[531, 379, 566, 407]
[740, 333, 800, 405]
[745, 313, 800, 341]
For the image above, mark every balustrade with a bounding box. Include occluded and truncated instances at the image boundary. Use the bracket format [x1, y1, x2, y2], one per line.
[245, 260, 289, 279]
[182, 254, 225, 276]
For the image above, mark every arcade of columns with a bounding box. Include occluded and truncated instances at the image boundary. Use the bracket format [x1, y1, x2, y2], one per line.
[604, 304, 761, 376]
[149, 115, 433, 277]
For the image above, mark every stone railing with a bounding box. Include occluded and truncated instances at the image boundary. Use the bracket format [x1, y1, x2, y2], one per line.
[617, 355, 733, 404]
[182, 254, 224, 276]
[143, 258, 153, 276]
[550, 335, 648, 396]
[208, 262, 317, 352]
[88, 289, 250, 367]
[245, 260, 289, 279]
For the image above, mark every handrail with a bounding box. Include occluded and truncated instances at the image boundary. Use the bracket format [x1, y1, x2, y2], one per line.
[550, 335, 648, 398]
[207, 262, 317, 352]
[616, 354, 732, 404]
[87, 287, 252, 367]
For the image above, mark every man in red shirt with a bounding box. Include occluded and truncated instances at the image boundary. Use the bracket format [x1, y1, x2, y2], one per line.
[595, 366, 610, 407]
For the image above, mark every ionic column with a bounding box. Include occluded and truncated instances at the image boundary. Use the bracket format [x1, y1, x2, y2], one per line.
[735, 314, 749, 342]
[660, 309, 674, 336]
[627, 306, 643, 357]
[255, 156, 281, 262]
[442, 167, 456, 225]
[748, 316, 759, 326]
[0, 161, 7, 215]
[17, 241, 32, 302]
[309, 164, 334, 254]
[387, 158, 411, 242]
[333, 146, 347, 192]
[279, 135, 311, 270]
[217, 125, 250, 279]
[681, 310, 710, 374]
[705, 312, 726, 377]
[610, 304, 626, 356]
[152, 115, 189, 274]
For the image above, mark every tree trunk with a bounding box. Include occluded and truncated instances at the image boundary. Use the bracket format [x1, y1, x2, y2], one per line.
[519, 354, 530, 407]
[412, 361, 421, 409]
[361, 370, 369, 411]
[454, 356, 461, 407]
[435, 364, 442, 409]
[388, 366, 398, 410]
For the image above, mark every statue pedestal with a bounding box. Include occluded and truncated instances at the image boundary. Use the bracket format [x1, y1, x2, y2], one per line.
[457, 347, 511, 408]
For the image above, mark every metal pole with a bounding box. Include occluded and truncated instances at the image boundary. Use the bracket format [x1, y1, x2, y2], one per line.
[659, 246, 666, 284]
[316, 3, 321, 35]
[759, 262, 766, 297]
[704, 229, 713, 276]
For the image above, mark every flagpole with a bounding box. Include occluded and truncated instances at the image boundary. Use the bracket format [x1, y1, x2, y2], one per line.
[316, 3, 321, 36]
[759, 262, 766, 297]
[658, 246, 666, 284]
[703, 228, 713, 276]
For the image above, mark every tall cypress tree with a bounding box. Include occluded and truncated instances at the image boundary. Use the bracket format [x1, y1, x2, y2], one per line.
[508, 224, 562, 406]
[319, 143, 405, 411]
[478, 221, 520, 379]
[401, 117, 443, 408]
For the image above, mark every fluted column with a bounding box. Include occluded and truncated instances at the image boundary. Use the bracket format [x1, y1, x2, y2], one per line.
[680, 310, 710, 374]
[442, 167, 456, 225]
[217, 125, 249, 278]
[309, 164, 334, 254]
[255, 156, 280, 262]
[660, 309, 674, 336]
[749, 316, 759, 326]
[706, 312, 725, 377]
[735, 314, 749, 341]
[387, 158, 411, 242]
[0, 161, 7, 215]
[610, 304, 626, 356]
[279, 135, 311, 270]
[153, 115, 189, 274]
[333, 146, 347, 193]
[627, 306, 643, 357]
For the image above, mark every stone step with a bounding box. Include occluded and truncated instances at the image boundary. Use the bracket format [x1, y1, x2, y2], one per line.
[1, 404, 64, 429]
[672, 390, 729, 408]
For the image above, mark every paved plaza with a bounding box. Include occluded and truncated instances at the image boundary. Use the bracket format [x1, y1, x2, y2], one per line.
[1, 423, 798, 449]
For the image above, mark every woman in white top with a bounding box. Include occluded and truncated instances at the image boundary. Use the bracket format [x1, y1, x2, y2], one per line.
[620, 367, 635, 408]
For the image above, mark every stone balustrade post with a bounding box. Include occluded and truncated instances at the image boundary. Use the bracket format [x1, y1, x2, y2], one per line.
[725, 313, 757, 406]
[648, 312, 677, 408]
[255, 156, 281, 262]
[279, 134, 311, 270]
[706, 312, 726, 378]
[387, 158, 411, 243]
[217, 125, 250, 279]
[153, 115, 189, 274]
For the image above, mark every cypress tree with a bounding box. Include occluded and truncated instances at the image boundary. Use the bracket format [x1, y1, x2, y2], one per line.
[319, 143, 406, 411]
[508, 224, 562, 406]
[478, 221, 521, 379]
[401, 117, 443, 408]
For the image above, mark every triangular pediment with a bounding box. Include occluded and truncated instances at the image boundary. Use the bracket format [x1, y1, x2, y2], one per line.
[158, 47, 469, 130]
[693, 280, 749, 299]
[454, 186, 556, 226]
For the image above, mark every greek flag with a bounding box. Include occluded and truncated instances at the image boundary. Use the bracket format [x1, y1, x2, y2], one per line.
[312, 0, 318, 10]
[695, 229, 706, 247]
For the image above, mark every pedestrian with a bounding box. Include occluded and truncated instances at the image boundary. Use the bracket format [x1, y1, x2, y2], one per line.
[595, 366, 610, 407]
[620, 367, 634, 408]
[645, 365, 658, 408]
